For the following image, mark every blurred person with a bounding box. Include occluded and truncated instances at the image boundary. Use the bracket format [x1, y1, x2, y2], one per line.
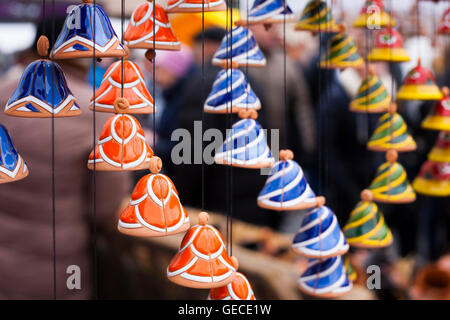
[0, 19, 131, 299]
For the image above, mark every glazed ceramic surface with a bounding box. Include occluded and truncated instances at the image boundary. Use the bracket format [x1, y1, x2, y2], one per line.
[124, 2, 180, 51]
[368, 160, 416, 203]
[368, 28, 410, 62]
[88, 114, 153, 171]
[294, 0, 339, 32]
[212, 27, 266, 68]
[207, 272, 256, 300]
[5, 60, 80, 118]
[397, 62, 443, 101]
[167, 223, 236, 288]
[438, 8, 450, 35]
[118, 172, 190, 236]
[413, 161, 450, 197]
[367, 112, 417, 152]
[257, 159, 318, 211]
[422, 95, 450, 131]
[428, 131, 450, 163]
[292, 206, 349, 258]
[214, 118, 274, 168]
[91, 60, 154, 114]
[344, 200, 393, 248]
[350, 74, 391, 113]
[298, 256, 353, 298]
[205, 69, 260, 114]
[238, 0, 296, 26]
[52, 3, 125, 59]
[353, 0, 396, 28]
[320, 32, 363, 69]
[0, 124, 28, 184]
[167, 0, 227, 13]
[344, 256, 357, 282]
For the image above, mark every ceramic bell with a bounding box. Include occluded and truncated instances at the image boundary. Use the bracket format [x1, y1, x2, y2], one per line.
[428, 131, 450, 163]
[350, 67, 391, 113]
[422, 87, 450, 131]
[257, 150, 325, 211]
[166, 0, 227, 13]
[320, 25, 363, 69]
[91, 59, 154, 114]
[88, 99, 153, 171]
[397, 58, 443, 101]
[236, 0, 296, 26]
[167, 211, 238, 289]
[353, 0, 396, 29]
[52, 0, 125, 59]
[204, 69, 261, 114]
[343, 190, 393, 248]
[0, 124, 28, 184]
[208, 271, 256, 300]
[367, 27, 410, 63]
[367, 103, 416, 152]
[118, 157, 190, 236]
[294, 0, 339, 33]
[212, 27, 266, 68]
[124, 1, 181, 51]
[344, 256, 357, 283]
[368, 150, 416, 203]
[437, 8, 450, 35]
[5, 36, 80, 118]
[214, 110, 274, 169]
[298, 256, 353, 298]
[412, 161, 450, 197]
[292, 204, 349, 259]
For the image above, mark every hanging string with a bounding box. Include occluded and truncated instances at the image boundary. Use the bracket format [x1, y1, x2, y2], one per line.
[225, 0, 230, 255]
[283, 0, 287, 149]
[50, 0, 57, 300]
[92, 0, 98, 300]
[228, 0, 234, 257]
[121, 0, 125, 97]
[201, 0, 205, 211]
[152, 0, 156, 150]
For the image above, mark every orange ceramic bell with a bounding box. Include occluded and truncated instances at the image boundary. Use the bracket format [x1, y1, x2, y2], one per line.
[208, 271, 256, 300]
[437, 8, 450, 35]
[397, 58, 443, 101]
[167, 0, 227, 13]
[367, 27, 410, 62]
[52, 1, 125, 59]
[91, 59, 154, 114]
[422, 87, 450, 131]
[167, 212, 238, 288]
[353, 0, 396, 29]
[0, 124, 28, 184]
[124, 1, 180, 51]
[118, 157, 190, 236]
[88, 98, 154, 171]
[428, 131, 450, 163]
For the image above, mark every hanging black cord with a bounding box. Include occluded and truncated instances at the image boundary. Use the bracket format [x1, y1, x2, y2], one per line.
[229, 0, 233, 257]
[224, 0, 229, 253]
[121, 0, 125, 97]
[50, 0, 57, 300]
[92, 0, 98, 300]
[317, 0, 323, 196]
[201, 0, 205, 211]
[283, 0, 287, 149]
[152, 0, 156, 149]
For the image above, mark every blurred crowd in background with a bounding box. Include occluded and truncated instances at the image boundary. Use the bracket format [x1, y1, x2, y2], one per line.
[0, 0, 449, 299]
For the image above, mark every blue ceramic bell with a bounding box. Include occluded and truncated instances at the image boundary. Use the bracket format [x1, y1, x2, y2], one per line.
[52, 0, 125, 59]
[212, 27, 266, 68]
[292, 205, 349, 258]
[237, 0, 296, 26]
[214, 110, 274, 169]
[257, 150, 324, 211]
[205, 69, 260, 114]
[5, 58, 80, 118]
[298, 256, 353, 298]
[0, 124, 28, 184]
